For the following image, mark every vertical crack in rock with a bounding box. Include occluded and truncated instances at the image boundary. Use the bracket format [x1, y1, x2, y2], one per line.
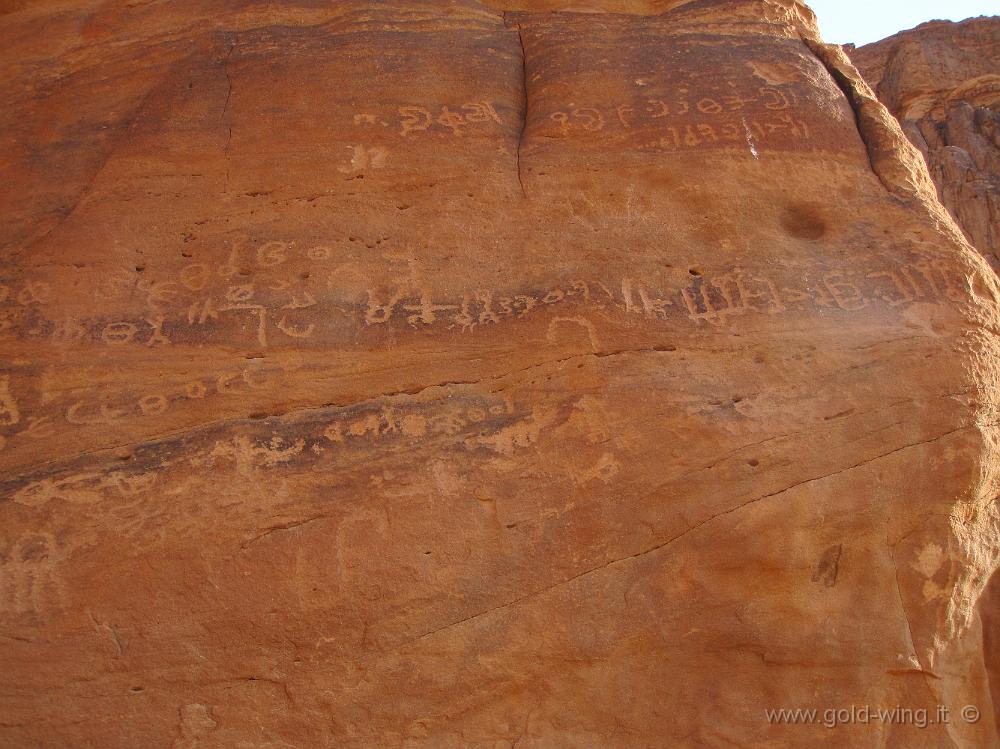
[505, 13, 529, 199]
[220, 37, 236, 193]
[516, 28, 528, 199]
[220, 43, 235, 125]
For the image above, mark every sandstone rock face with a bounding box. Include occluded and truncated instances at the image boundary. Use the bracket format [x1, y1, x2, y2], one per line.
[849, 18, 1000, 268]
[2, 2, 1000, 747]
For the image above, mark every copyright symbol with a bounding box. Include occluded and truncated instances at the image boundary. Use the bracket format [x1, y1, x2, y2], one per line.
[962, 705, 981, 724]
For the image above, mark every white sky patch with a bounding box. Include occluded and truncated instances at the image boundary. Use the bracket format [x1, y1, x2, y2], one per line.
[808, 0, 997, 46]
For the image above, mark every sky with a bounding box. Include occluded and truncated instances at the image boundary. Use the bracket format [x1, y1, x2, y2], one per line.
[808, 0, 999, 46]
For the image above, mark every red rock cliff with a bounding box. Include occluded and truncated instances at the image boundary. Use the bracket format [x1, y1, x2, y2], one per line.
[849, 17, 1000, 268]
[2, 2, 1000, 747]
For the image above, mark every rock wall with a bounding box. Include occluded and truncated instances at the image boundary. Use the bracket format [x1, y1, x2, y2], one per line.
[850, 16, 1000, 746]
[2, 1, 1000, 747]
[849, 18, 1000, 268]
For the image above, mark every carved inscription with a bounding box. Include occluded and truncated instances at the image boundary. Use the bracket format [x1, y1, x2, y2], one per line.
[540, 77, 813, 151]
[6, 393, 532, 509]
[0, 375, 20, 427]
[0, 235, 976, 453]
[0, 240, 971, 351]
[353, 101, 503, 138]
[0, 360, 283, 456]
[0, 532, 68, 616]
[199, 393, 521, 474]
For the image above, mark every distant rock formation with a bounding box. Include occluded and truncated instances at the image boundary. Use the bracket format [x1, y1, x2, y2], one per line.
[849, 18, 1000, 267]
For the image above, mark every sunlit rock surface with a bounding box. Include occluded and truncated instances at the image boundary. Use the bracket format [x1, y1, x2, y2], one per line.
[850, 17, 1000, 268]
[2, 1, 1000, 746]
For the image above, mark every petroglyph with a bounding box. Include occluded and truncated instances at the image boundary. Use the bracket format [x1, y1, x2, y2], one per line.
[540, 76, 813, 151]
[0, 376, 20, 427]
[0, 532, 68, 616]
[3, 393, 540, 524]
[378, 102, 503, 137]
[2, 251, 972, 350]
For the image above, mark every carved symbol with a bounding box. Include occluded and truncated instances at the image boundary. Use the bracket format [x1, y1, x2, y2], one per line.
[0, 375, 20, 426]
[547, 316, 600, 351]
[256, 241, 288, 268]
[185, 381, 208, 398]
[24, 416, 55, 438]
[339, 145, 388, 174]
[138, 394, 169, 416]
[572, 108, 605, 131]
[399, 106, 432, 136]
[50, 318, 88, 343]
[461, 101, 501, 124]
[276, 316, 315, 338]
[616, 104, 634, 128]
[101, 322, 138, 344]
[823, 273, 869, 311]
[646, 99, 670, 118]
[307, 245, 333, 261]
[187, 298, 219, 325]
[550, 111, 570, 135]
[17, 281, 51, 306]
[2, 532, 67, 615]
[145, 317, 170, 347]
[403, 292, 458, 326]
[282, 290, 316, 310]
[364, 290, 402, 325]
[137, 279, 178, 306]
[867, 271, 914, 307]
[697, 97, 723, 114]
[811, 544, 842, 587]
[436, 106, 466, 135]
[759, 87, 791, 111]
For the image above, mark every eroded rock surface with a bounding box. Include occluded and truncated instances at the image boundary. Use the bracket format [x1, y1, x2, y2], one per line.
[849, 18, 1000, 267]
[2, 1, 1000, 747]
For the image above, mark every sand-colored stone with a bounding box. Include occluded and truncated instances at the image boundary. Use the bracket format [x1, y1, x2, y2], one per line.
[849, 17, 1000, 267]
[2, 2, 1000, 747]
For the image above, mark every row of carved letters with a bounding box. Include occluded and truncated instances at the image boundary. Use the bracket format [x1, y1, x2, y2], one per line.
[379, 87, 796, 137]
[0, 266, 966, 348]
[0, 366, 513, 452]
[546, 88, 797, 134]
